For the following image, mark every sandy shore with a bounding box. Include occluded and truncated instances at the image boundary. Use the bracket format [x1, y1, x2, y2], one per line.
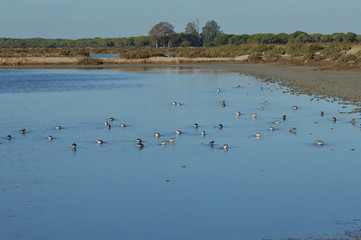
[1, 60, 361, 103]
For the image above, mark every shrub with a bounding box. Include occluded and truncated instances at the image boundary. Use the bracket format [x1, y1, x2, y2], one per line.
[356, 50, 361, 58]
[180, 40, 191, 47]
[78, 57, 103, 65]
[59, 50, 71, 56]
[338, 54, 358, 63]
[247, 53, 262, 62]
[75, 49, 90, 56]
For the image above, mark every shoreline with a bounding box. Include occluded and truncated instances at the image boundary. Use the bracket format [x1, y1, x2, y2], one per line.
[1, 60, 361, 105]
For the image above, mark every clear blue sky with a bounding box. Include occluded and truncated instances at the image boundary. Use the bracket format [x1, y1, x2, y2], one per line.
[1, 0, 360, 39]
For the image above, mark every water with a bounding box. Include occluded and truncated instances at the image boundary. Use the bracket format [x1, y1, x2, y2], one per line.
[89, 54, 118, 58]
[1, 68, 361, 240]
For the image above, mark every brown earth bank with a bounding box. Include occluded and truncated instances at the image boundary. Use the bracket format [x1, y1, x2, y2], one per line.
[1, 58, 361, 108]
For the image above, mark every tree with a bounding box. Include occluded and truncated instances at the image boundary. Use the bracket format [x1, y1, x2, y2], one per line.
[181, 40, 191, 47]
[134, 36, 150, 46]
[345, 32, 357, 43]
[201, 20, 222, 47]
[149, 22, 176, 47]
[295, 33, 312, 43]
[260, 33, 278, 44]
[356, 35, 361, 43]
[185, 20, 200, 46]
[288, 31, 307, 43]
[213, 34, 231, 46]
[331, 33, 345, 42]
[310, 33, 322, 42]
[276, 33, 289, 44]
[320, 35, 332, 43]
[121, 37, 134, 47]
[228, 34, 249, 45]
[247, 34, 263, 44]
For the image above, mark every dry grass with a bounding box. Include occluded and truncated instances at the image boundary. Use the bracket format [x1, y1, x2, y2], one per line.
[0, 43, 360, 70]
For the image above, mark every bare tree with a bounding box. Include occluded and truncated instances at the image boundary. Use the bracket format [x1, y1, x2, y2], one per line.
[185, 19, 200, 46]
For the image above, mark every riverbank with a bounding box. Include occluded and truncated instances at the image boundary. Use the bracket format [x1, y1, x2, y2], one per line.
[1, 59, 361, 105]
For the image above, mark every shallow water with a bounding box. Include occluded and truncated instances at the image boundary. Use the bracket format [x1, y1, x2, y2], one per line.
[89, 54, 118, 58]
[1, 68, 361, 240]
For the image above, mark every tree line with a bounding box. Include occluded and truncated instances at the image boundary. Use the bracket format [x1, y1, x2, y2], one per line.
[1, 20, 360, 48]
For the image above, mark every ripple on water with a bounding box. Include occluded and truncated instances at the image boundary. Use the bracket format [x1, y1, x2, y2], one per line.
[0, 68, 361, 240]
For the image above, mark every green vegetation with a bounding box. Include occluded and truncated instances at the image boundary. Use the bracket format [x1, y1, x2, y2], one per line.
[1, 20, 361, 70]
[1, 20, 360, 49]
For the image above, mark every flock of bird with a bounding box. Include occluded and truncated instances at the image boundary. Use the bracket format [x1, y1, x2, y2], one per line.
[4, 83, 359, 152]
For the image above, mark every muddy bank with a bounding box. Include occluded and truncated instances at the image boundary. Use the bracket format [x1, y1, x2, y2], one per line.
[179, 63, 361, 103]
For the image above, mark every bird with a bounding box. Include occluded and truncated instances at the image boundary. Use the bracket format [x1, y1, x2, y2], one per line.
[96, 140, 103, 144]
[105, 121, 109, 126]
[201, 131, 206, 136]
[120, 123, 126, 128]
[260, 107, 264, 111]
[172, 101, 177, 105]
[222, 102, 226, 107]
[194, 123, 198, 129]
[223, 144, 228, 151]
[19, 129, 25, 134]
[161, 141, 166, 146]
[48, 136, 53, 140]
[175, 130, 182, 135]
[217, 88, 221, 93]
[332, 117, 336, 122]
[6, 135, 11, 140]
[292, 106, 298, 110]
[282, 115, 286, 120]
[264, 101, 269, 105]
[136, 138, 142, 143]
[155, 132, 160, 138]
[237, 85, 242, 89]
[289, 128, 296, 134]
[169, 138, 175, 143]
[137, 142, 144, 148]
[109, 117, 114, 121]
[315, 140, 324, 145]
[218, 124, 223, 129]
[177, 102, 182, 106]
[72, 143, 77, 151]
[251, 113, 257, 118]
[255, 133, 262, 138]
[55, 126, 61, 130]
[107, 124, 111, 129]
[321, 111, 324, 116]
[209, 141, 214, 147]
[269, 127, 275, 131]
[274, 120, 280, 125]
[236, 111, 241, 116]
[351, 119, 356, 124]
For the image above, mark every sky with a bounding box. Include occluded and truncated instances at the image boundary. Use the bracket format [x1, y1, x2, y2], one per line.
[1, 0, 360, 39]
